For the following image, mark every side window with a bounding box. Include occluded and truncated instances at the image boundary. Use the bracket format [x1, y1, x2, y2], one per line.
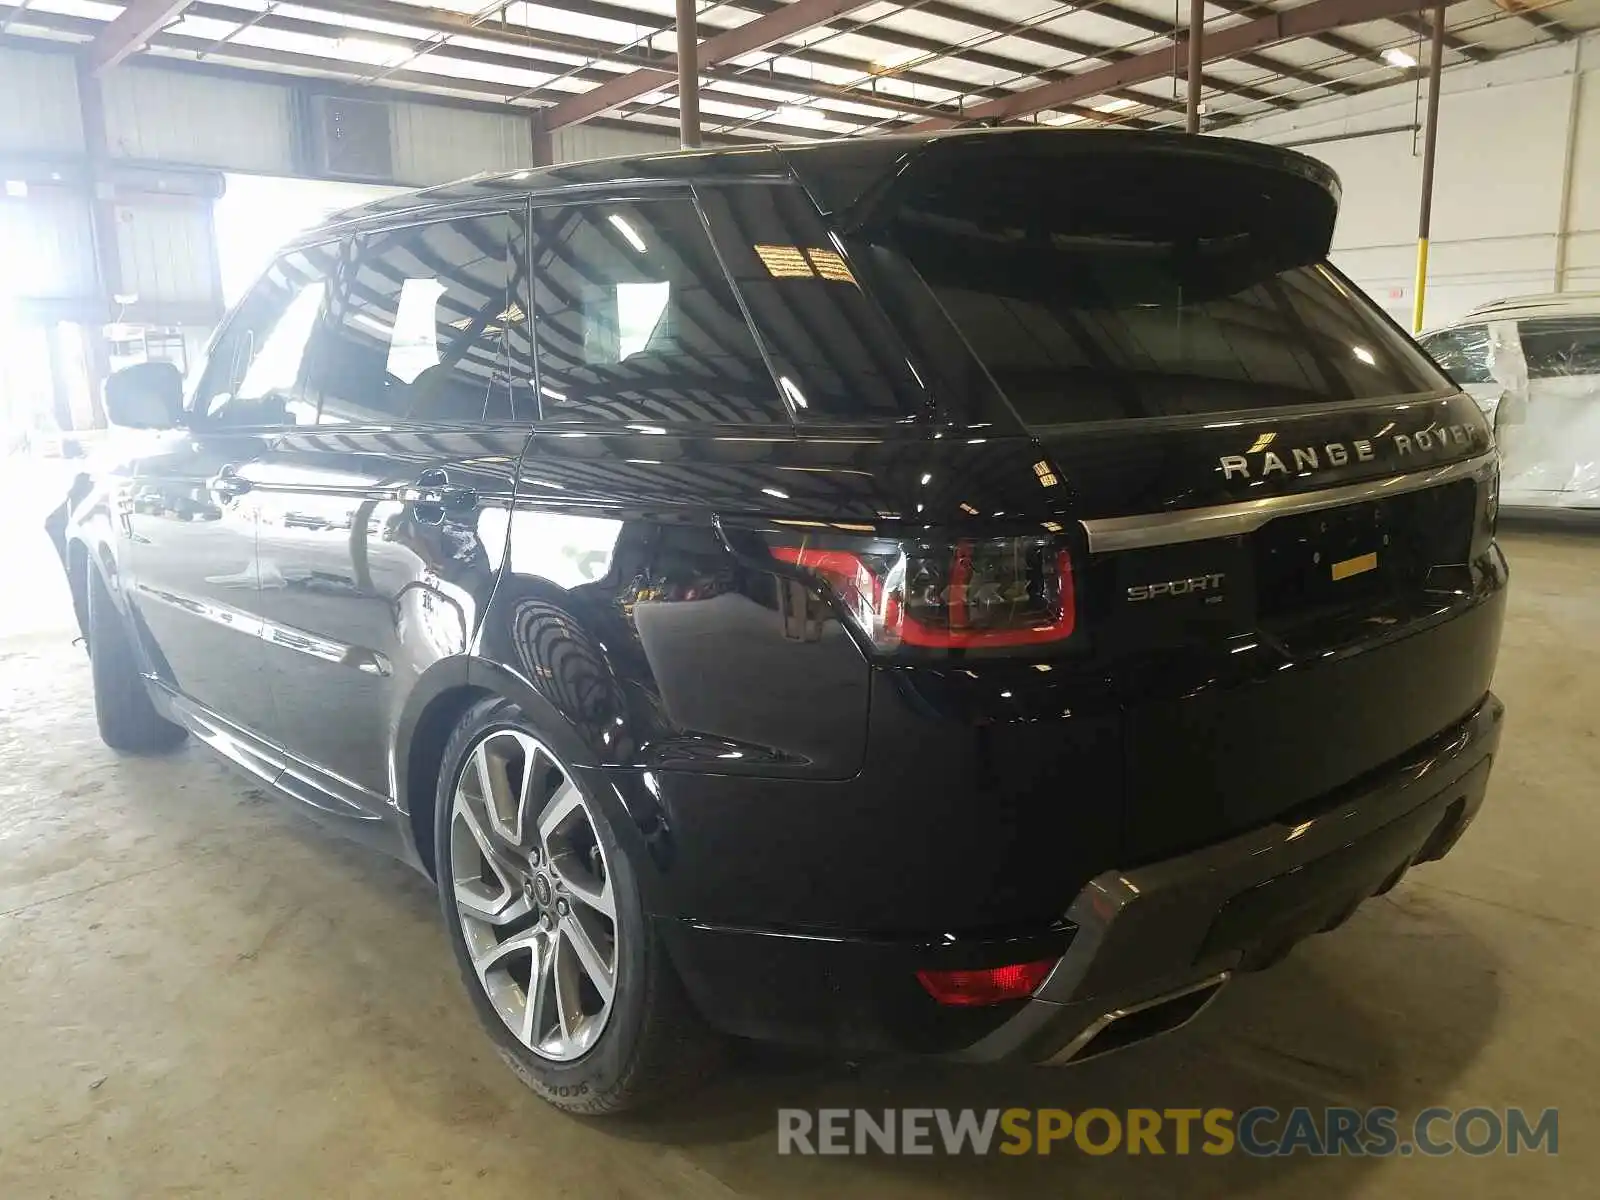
[1420, 325, 1493, 385]
[308, 212, 529, 425]
[193, 246, 334, 426]
[529, 198, 787, 425]
[696, 184, 928, 422]
[1519, 318, 1600, 379]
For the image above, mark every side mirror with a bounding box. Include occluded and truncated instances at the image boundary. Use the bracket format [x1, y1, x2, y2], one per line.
[104, 361, 183, 429]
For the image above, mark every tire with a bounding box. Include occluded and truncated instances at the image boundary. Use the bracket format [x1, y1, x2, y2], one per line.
[435, 697, 718, 1115]
[86, 566, 187, 754]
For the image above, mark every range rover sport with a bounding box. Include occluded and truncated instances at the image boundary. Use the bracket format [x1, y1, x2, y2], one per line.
[52, 129, 1507, 1114]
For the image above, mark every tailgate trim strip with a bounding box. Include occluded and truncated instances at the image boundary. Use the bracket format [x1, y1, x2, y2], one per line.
[1081, 452, 1495, 552]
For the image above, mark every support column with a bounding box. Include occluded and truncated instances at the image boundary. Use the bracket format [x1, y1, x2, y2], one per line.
[75, 54, 120, 426]
[1186, 0, 1204, 134]
[676, 0, 701, 148]
[1411, 5, 1446, 333]
[530, 109, 553, 167]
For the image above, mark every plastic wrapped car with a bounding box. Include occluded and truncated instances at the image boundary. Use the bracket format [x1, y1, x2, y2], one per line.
[1420, 294, 1600, 517]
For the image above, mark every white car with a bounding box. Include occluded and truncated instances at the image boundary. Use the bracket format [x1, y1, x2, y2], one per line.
[1419, 293, 1600, 517]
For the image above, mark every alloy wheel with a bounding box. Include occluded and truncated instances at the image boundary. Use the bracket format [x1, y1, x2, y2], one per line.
[449, 729, 618, 1061]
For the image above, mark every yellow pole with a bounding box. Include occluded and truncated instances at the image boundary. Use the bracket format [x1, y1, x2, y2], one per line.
[1411, 7, 1446, 334]
[1412, 237, 1430, 334]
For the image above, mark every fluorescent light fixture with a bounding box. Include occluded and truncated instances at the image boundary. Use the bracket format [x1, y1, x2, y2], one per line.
[607, 213, 647, 253]
[776, 105, 830, 128]
[868, 48, 922, 73]
[1382, 47, 1417, 68]
[4, 180, 26, 198]
[761, 487, 790, 499]
[1042, 112, 1086, 126]
[333, 36, 410, 66]
[1094, 98, 1138, 112]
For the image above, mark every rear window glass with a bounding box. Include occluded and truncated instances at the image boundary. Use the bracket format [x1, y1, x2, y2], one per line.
[1419, 324, 1492, 385]
[872, 152, 1446, 425]
[1520, 317, 1600, 379]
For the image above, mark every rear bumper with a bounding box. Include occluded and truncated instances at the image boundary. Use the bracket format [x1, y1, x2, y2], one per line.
[657, 693, 1502, 1061]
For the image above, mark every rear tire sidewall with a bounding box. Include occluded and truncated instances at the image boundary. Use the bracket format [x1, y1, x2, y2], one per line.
[434, 698, 659, 1113]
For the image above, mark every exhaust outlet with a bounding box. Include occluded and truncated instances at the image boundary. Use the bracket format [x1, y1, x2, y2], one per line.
[1043, 972, 1230, 1066]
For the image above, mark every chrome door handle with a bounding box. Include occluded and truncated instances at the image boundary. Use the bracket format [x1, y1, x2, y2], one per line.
[208, 467, 252, 499]
[397, 484, 477, 508]
[400, 470, 478, 524]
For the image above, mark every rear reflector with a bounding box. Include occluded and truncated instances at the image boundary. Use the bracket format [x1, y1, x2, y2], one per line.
[916, 958, 1057, 1007]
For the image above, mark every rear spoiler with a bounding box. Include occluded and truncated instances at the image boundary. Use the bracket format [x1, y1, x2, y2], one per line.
[778, 128, 1342, 248]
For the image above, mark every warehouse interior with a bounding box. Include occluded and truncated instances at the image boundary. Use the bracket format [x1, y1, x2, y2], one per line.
[2, 0, 1600, 1194]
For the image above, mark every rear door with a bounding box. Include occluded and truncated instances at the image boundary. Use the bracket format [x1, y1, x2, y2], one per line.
[123, 246, 333, 741]
[1495, 316, 1600, 497]
[486, 188, 899, 778]
[248, 209, 533, 809]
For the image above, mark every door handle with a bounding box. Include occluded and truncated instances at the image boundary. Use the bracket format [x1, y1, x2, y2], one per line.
[208, 467, 253, 499]
[398, 483, 477, 508]
[400, 470, 478, 523]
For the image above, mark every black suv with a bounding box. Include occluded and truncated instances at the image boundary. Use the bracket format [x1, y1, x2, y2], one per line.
[52, 129, 1507, 1114]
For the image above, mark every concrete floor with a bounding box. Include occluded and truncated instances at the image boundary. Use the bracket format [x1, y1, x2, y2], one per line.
[1, 521, 1596, 1198]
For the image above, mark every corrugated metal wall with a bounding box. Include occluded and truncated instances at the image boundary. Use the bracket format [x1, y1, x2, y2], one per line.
[0, 47, 83, 154]
[390, 100, 535, 185]
[103, 68, 297, 173]
[0, 41, 693, 346]
[114, 203, 220, 315]
[551, 124, 683, 164]
[0, 193, 97, 299]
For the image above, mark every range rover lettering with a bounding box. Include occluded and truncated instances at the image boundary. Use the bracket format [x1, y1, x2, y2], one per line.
[51, 129, 1507, 1115]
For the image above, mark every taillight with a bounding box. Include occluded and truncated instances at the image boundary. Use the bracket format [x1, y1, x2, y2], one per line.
[916, 959, 1058, 1006]
[771, 534, 1076, 653]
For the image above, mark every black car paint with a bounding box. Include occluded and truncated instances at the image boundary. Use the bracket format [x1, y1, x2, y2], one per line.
[57, 129, 1507, 1059]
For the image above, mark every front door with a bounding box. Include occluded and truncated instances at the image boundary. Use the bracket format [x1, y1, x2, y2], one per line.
[251, 210, 533, 805]
[124, 246, 334, 742]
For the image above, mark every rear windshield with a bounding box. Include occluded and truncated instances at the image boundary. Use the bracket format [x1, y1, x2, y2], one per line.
[868, 151, 1447, 425]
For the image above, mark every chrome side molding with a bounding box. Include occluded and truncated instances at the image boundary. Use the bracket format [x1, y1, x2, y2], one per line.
[1081, 452, 1496, 553]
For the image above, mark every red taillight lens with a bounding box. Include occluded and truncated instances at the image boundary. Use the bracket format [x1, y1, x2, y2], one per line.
[772, 535, 1075, 653]
[916, 959, 1058, 1006]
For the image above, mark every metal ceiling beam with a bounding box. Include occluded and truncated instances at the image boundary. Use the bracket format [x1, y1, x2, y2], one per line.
[911, 0, 1468, 130]
[88, 0, 191, 73]
[540, 0, 1292, 119]
[1389, 11, 1492, 60]
[291, 0, 967, 123]
[319, 0, 1018, 122]
[0, 4, 870, 141]
[540, 0, 879, 129]
[98, 0, 967, 133]
[927, 0, 1347, 101]
[879, 0, 1300, 109]
[1205, 0, 1395, 66]
[1511, 6, 1574, 42]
